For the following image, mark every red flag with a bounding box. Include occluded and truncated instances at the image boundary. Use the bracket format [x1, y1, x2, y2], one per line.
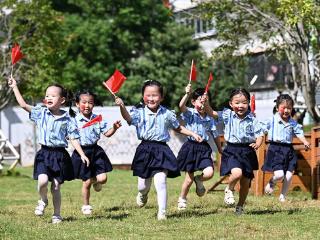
[103, 69, 127, 94]
[82, 115, 102, 128]
[205, 72, 213, 93]
[250, 94, 256, 113]
[189, 60, 197, 82]
[11, 44, 24, 65]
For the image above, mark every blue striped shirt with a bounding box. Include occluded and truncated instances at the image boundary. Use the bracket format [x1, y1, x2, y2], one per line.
[182, 107, 218, 141]
[130, 105, 180, 142]
[261, 113, 304, 144]
[74, 113, 108, 146]
[218, 108, 264, 143]
[29, 105, 80, 147]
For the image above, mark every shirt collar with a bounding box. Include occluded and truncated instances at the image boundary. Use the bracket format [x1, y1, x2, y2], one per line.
[76, 113, 96, 122]
[231, 110, 253, 120]
[274, 112, 293, 125]
[144, 105, 164, 115]
[190, 108, 211, 121]
[45, 108, 67, 118]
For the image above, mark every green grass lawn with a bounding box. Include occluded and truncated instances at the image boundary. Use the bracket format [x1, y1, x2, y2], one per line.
[1, 166, 320, 240]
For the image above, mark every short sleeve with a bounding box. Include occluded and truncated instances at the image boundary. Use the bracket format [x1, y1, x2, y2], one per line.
[67, 118, 80, 139]
[260, 118, 272, 134]
[293, 122, 304, 137]
[129, 107, 141, 126]
[29, 105, 44, 122]
[209, 120, 218, 138]
[180, 108, 193, 124]
[216, 108, 231, 124]
[100, 119, 108, 133]
[167, 109, 180, 129]
[253, 118, 264, 138]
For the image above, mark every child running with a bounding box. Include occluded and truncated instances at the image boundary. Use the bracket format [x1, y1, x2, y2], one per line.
[205, 88, 264, 214]
[176, 84, 222, 210]
[72, 90, 121, 215]
[115, 80, 202, 220]
[8, 77, 89, 224]
[262, 94, 310, 202]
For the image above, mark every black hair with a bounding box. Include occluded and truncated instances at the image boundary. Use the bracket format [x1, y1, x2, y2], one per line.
[135, 80, 164, 108]
[46, 84, 76, 117]
[75, 90, 102, 106]
[229, 88, 250, 102]
[274, 94, 294, 109]
[191, 88, 210, 101]
[141, 80, 164, 97]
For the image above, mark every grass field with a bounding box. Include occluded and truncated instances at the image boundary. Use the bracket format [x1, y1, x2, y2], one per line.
[1, 166, 320, 240]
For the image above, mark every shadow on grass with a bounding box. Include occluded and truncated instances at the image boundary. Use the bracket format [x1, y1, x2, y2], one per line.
[247, 208, 301, 215]
[169, 208, 218, 219]
[63, 212, 130, 222]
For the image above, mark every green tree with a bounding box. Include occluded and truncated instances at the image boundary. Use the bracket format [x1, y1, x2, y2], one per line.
[0, 0, 66, 106]
[199, 0, 320, 122]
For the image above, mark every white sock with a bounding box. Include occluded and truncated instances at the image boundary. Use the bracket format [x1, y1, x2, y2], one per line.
[154, 171, 167, 213]
[137, 177, 152, 195]
[37, 174, 48, 203]
[51, 178, 61, 216]
[281, 171, 293, 197]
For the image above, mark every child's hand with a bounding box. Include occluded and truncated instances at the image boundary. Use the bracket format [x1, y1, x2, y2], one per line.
[249, 142, 261, 150]
[113, 120, 122, 130]
[304, 141, 311, 150]
[80, 154, 90, 167]
[115, 96, 124, 106]
[8, 76, 17, 88]
[193, 133, 203, 143]
[185, 84, 192, 95]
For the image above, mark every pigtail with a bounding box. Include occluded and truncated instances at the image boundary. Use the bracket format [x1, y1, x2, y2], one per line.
[65, 90, 76, 117]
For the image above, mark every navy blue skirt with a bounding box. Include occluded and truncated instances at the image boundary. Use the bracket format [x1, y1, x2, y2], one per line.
[33, 145, 74, 184]
[72, 144, 113, 181]
[131, 140, 180, 179]
[177, 140, 213, 172]
[220, 142, 258, 179]
[262, 142, 297, 173]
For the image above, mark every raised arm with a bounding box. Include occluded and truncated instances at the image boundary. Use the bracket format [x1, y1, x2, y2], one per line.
[8, 76, 32, 112]
[179, 84, 192, 113]
[104, 120, 122, 137]
[203, 95, 218, 119]
[115, 96, 132, 124]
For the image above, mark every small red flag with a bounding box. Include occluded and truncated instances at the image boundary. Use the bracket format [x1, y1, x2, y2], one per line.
[205, 72, 213, 93]
[103, 69, 127, 94]
[82, 115, 102, 129]
[189, 60, 197, 82]
[11, 44, 24, 65]
[250, 94, 256, 113]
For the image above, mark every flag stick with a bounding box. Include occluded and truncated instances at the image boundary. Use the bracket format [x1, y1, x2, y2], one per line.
[102, 82, 117, 98]
[188, 59, 194, 84]
[10, 65, 14, 78]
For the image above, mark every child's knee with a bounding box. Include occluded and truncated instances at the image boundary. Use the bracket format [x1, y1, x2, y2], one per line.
[97, 174, 107, 184]
[231, 168, 243, 179]
[203, 167, 214, 178]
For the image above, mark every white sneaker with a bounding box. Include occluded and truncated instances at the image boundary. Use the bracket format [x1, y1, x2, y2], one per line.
[177, 197, 187, 210]
[157, 210, 167, 220]
[279, 194, 286, 203]
[264, 180, 274, 195]
[52, 215, 63, 224]
[224, 187, 235, 206]
[81, 205, 93, 215]
[194, 175, 206, 197]
[34, 200, 48, 216]
[93, 182, 102, 192]
[136, 192, 148, 207]
[235, 206, 244, 215]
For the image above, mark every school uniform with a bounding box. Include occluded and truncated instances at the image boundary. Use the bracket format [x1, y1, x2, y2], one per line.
[177, 108, 218, 172]
[30, 105, 79, 184]
[130, 105, 181, 178]
[218, 108, 264, 179]
[261, 113, 304, 173]
[71, 113, 113, 181]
